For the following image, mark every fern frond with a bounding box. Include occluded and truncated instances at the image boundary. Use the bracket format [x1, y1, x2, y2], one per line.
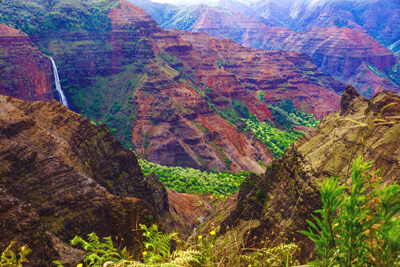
[104, 259, 159, 267]
[169, 249, 202, 266]
[1, 242, 31, 267]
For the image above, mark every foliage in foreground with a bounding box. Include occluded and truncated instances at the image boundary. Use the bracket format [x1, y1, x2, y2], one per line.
[301, 156, 400, 266]
[0, 242, 31, 267]
[139, 158, 249, 196]
[44, 197, 296, 266]
[67, 218, 297, 266]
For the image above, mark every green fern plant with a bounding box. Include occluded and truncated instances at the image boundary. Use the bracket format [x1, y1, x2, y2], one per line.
[104, 249, 202, 267]
[70, 232, 128, 267]
[0, 242, 31, 267]
[103, 224, 202, 267]
[140, 224, 177, 263]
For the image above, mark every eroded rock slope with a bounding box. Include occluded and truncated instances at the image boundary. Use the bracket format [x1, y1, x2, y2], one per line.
[222, 86, 400, 261]
[0, 95, 165, 265]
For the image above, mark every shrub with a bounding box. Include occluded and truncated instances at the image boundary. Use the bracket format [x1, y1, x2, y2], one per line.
[300, 156, 400, 266]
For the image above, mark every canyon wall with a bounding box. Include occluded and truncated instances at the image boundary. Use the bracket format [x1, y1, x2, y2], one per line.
[0, 0, 346, 172]
[0, 95, 170, 265]
[221, 87, 400, 261]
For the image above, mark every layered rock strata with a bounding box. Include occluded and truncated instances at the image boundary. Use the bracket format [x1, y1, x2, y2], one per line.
[0, 25, 53, 101]
[165, 29, 343, 118]
[0, 0, 346, 172]
[0, 95, 166, 264]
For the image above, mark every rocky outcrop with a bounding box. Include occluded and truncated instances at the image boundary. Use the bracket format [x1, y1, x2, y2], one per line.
[221, 86, 400, 261]
[0, 190, 61, 266]
[0, 95, 167, 264]
[0, 25, 53, 101]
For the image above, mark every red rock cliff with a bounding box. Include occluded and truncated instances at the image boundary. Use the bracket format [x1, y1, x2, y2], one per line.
[108, 1, 273, 172]
[177, 6, 400, 97]
[0, 25, 53, 101]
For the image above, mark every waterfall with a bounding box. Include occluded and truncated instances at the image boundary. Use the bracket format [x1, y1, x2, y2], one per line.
[49, 57, 68, 108]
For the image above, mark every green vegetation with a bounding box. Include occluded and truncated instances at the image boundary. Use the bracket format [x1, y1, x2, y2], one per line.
[59, 233, 128, 267]
[301, 157, 400, 266]
[241, 118, 304, 158]
[214, 98, 318, 158]
[0, 0, 148, 151]
[0, 0, 119, 36]
[0, 242, 31, 267]
[5, 158, 399, 266]
[48, 197, 298, 267]
[138, 224, 201, 266]
[270, 98, 319, 130]
[73, 63, 148, 150]
[99, 223, 296, 266]
[139, 158, 249, 196]
[217, 99, 252, 124]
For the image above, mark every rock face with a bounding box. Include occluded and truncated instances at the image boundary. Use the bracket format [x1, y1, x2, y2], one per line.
[133, 2, 400, 98]
[0, 190, 61, 266]
[0, 25, 53, 101]
[221, 86, 400, 261]
[0, 95, 167, 264]
[246, 26, 399, 97]
[166, 29, 343, 118]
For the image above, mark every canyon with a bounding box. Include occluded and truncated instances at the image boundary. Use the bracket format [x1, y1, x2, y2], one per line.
[2, 86, 400, 265]
[146, 0, 400, 53]
[132, 1, 400, 98]
[0, 0, 400, 264]
[0, 0, 345, 172]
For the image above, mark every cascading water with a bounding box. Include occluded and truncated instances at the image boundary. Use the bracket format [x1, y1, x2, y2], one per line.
[49, 57, 68, 108]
